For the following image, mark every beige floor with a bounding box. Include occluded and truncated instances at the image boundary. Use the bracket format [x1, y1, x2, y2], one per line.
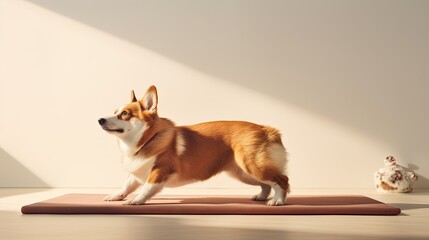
[0, 188, 428, 240]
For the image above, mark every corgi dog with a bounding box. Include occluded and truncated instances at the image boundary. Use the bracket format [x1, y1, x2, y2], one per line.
[98, 86, 290, 206]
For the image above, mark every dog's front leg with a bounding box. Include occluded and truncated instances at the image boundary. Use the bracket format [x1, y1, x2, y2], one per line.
[104, 175, 140, 201]
[127, 182, 164, 205]
[126, 167, 169, 205]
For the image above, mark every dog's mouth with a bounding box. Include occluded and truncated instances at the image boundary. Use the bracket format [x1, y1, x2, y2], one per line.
[102, 127, 124, 133]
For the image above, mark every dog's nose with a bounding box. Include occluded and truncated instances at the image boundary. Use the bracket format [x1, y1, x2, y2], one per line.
[98, 118, 106, 126]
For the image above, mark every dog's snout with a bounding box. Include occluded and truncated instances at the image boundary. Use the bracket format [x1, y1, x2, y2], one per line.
[98, 118, 106, 126]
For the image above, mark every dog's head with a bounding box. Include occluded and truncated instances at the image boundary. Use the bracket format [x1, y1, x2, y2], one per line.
[98, 85, 158, 141]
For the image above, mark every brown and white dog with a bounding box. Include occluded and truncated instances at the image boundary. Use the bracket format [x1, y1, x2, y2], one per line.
[98, 86, 290, 206]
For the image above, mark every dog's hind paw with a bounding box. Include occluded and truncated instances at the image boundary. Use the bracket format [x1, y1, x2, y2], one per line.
[251, 194, 268, 201]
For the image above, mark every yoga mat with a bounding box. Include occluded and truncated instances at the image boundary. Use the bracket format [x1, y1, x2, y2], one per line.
[21, 194, 401, 215]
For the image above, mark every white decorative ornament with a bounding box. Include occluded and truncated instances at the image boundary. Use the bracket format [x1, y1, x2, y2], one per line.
[374, 156, 418, 193]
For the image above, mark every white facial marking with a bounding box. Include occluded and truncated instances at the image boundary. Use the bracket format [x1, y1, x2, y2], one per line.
[175, 132, 186, 156]
[115, 105, 125, 115]
[101, 105, 147, 156]
[101, 105, 129, 131]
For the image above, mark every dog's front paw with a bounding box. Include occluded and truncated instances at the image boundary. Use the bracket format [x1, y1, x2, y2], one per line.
[266, 198, 285, 206]
[104, 193, 125, 201]
[124, 195, 147, 205]
[128, 200, 145, 205]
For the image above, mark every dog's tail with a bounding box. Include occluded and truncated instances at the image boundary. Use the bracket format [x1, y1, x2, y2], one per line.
[261, 125, 283, 144]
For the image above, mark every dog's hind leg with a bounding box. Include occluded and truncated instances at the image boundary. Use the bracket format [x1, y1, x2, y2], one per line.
[225, 165, 272, 201]
[264, 174, 290, 206]
[251, 183, 272, 201]
[236, 155, 289, 206]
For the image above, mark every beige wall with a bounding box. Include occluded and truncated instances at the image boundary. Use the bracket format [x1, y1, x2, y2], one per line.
[1, 0, 428, 189]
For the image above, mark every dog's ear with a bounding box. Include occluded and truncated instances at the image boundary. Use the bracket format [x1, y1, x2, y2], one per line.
[140, 85, 158, 112]
[130, 90, 137, 102]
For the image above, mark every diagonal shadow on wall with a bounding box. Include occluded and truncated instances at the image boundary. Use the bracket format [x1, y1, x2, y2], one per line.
[0, 147, 49, 189]
[23, 0, 429, 187]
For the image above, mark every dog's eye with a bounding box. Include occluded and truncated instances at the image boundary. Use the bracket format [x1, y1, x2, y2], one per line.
[121, 111, 128, 117]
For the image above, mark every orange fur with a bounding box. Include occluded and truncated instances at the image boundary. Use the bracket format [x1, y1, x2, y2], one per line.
[102, 85, 290, 205]
[126, 101, 290, 195]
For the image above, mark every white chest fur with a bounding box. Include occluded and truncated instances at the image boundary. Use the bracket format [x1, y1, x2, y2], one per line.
[121, 155, 156, 183]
